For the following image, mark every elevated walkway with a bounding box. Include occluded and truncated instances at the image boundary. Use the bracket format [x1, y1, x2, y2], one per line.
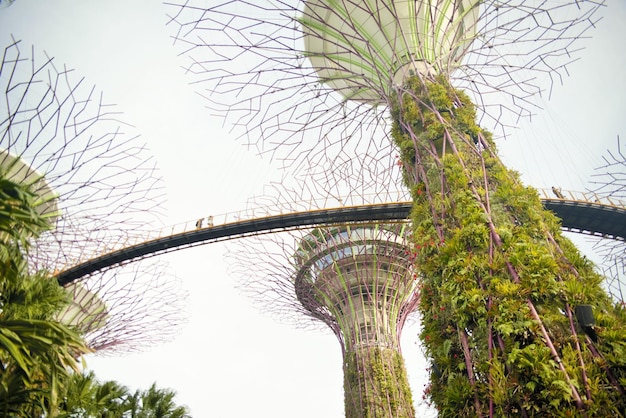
[537, 188, 626, 240]
[56, 189, 626, 285]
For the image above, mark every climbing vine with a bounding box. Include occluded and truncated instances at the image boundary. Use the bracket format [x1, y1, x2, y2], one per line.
[390, 75, 626, 416]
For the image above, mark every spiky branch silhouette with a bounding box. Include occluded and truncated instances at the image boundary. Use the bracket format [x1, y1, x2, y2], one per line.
[1, 39, 186, 353]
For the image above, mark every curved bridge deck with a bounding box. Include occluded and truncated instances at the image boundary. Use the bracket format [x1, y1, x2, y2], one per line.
[56, 189, 626, 286]
[537, 189, 626, 239]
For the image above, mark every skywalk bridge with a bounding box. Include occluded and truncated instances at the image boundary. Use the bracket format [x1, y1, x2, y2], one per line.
[56, 189, 626, 286]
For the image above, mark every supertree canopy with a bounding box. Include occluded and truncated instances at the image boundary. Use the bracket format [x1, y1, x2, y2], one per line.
[166, 0, 603, 168]
[168, 1, 625, 416]
[0, 39, 187, 353]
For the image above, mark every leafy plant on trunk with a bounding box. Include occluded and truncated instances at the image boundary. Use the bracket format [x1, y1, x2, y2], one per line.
[390, 75, 626, 416]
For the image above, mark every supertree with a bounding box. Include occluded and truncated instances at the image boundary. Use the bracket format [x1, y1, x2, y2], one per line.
[0, 38, 187, 353]
[167, 1, 626, 416]
[228, 154, 423, 416]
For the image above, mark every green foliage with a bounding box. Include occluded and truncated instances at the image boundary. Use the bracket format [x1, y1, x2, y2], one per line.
[57, 372, 191, 417]
[390, 76, 626, 416]
[57, 370, 128, 417]
[0, 172, 91, 417]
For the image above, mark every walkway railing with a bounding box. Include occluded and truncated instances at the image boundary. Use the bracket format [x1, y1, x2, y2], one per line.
[537, 188, 626, 209]
[89, 191, 413, 254]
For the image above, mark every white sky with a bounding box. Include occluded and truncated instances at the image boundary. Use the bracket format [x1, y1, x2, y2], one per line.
[1, 1, 624, 417]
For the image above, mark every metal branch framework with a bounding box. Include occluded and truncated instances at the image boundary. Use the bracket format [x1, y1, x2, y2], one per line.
[591, 137, 626, 200]
[165, 0, 604, 170]
[589, 138, 626, 307]
[0, 39, 186, 354]
[228, 153, 409, 326]
[59, 261, 187, 353]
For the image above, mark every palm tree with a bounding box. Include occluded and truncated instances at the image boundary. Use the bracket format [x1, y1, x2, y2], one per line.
[57, 374, 191, 418]
[0, 172, 91, 416]
[125, 384, 190, 418]
[57, 371, 129, 417]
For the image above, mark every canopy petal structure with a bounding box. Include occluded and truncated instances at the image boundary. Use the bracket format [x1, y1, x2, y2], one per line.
[302, 0, 480, 104]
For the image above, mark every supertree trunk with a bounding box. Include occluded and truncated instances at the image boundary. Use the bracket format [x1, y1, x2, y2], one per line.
[343, 346, 414, 418]
[391, 75, 626, 416]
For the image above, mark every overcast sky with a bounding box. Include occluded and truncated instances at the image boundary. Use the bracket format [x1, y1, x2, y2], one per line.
[1, 1, 624, 417]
